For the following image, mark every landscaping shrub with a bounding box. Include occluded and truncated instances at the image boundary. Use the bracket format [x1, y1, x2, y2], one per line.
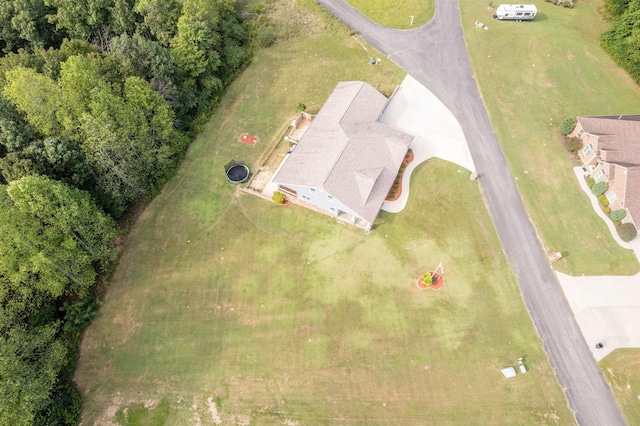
[591, 182, 608, 196]
[603, 207, 611, 213]
[559, 116, 577, 135]
[256, 27, 276, 48]
[272, 191, 286, 204]
[566, 137, 583, 153]
[617, 223, 637, 242]
[598, 194, 609, 206]
[611, 209, 626, 221]
[586, 177, 595, 188]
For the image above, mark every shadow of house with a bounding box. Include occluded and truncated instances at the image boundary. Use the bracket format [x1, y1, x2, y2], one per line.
[571, 115, 640, 228]
[273, 81, 414, 231]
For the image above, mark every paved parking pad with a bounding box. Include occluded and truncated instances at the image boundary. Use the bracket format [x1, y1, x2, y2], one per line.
[379, 75, 475, 213]
[557, 271, 640, 361]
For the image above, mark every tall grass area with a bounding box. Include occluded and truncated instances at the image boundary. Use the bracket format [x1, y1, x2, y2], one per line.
[75, 2, 572, 424]
[345, 0, 435, 28]
[460, 0, 640, 275]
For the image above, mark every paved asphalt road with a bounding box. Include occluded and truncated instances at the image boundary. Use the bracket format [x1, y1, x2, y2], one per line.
[316, 0, 626, 424]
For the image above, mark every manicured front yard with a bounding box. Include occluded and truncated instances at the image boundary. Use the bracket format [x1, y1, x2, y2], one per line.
[75, 2, 572, 424]
[345, 0, 434, 28]
[459, 0, 640, 276]
[600, 349, 640, 424]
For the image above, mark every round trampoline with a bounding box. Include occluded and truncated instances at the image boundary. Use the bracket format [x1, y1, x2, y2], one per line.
[226, 164, 250, 184]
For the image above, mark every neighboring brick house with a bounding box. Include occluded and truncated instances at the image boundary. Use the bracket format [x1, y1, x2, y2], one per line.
[570, 115, 640, 228]
[272, 81, 414, 231]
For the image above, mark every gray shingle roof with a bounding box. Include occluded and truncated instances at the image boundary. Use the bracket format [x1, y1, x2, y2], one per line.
[578, 115, 640, 224]
[273, 81, 414, 223]
[578, 116, 640, 165]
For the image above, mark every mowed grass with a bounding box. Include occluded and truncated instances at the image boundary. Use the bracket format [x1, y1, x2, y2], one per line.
[345, 0, 434, 28]
[458, 1, 640, 422]
[600, 350, 640, 424]
[459, 0, 640, 275]
[75, 3, 572, 425]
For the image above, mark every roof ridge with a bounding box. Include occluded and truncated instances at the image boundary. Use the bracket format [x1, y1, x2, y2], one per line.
[319, 82, 366, 188]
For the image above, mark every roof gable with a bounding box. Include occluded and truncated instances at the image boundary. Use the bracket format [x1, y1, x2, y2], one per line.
[578, 116, 640, 166]
[354, 167, 383, 204]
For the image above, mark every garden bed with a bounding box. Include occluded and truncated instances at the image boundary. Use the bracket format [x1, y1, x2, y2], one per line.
[386, 149, 414, 201]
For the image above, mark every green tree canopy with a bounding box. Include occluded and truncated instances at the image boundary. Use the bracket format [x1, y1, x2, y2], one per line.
[0, 323, 67, 426]
[3, 66, 62, 136]
[0, 176, 117, 316]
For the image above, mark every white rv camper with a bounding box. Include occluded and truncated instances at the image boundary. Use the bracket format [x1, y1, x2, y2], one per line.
[493, 4, 537, 20]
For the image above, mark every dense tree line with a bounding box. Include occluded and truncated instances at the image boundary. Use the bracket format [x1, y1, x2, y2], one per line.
[0, 0, 251, 423]
[601, 0, 640, 83]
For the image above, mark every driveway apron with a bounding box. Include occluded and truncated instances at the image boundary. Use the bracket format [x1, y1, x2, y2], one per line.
[316, 0, 626, 424]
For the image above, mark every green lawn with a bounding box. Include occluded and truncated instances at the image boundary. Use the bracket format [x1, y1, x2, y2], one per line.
[345, 0, 434, 28]
[459, 0, 640, 275]
[457, 1, 640, 421]
[75, 2, 572, 424]
[600, 350, 640, 424]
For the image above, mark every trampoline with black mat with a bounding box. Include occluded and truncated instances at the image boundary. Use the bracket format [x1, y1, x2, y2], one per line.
[225, 160, 250, 184]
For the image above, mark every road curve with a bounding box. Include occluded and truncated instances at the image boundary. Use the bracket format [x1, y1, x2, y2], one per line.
[316, 0, 626, 424]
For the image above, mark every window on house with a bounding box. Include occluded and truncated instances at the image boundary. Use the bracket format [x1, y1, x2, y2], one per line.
[593, 170, 605, 182]
[302, 195, 310, 201]
[606, 191, 617, 204]
[583, 144, 593, 156]
[578, 130, 584, 137]
[328, 195, 334, 202]
[310, 188, 315, 193]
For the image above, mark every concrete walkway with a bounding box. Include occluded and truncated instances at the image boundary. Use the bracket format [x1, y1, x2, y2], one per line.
[379, 75, 475, 213]
[571, 167, 640, 255]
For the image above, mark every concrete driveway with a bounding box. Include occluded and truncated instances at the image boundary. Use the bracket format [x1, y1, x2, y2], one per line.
[379, 75, 475, 213]
[558, 271, 640, 361]
[555, 167, 640, 362]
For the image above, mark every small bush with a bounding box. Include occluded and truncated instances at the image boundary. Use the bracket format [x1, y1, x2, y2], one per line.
[421, 272, 433, 286]
[603, 207, 611, 213]
[256, 27, 276, 48]
[559, 116, 577, 135]
[610, 209, 626, 221]
[272, 191, 286, 204]
[586, 177, 595, 188]
[598, 194, 609, 206]
[617, 223, 637, 242]
[297, 103, 306, 112]
[615, 220, 622, 227]
[591, 182, 608, 196]
[567, 137, 583, 153]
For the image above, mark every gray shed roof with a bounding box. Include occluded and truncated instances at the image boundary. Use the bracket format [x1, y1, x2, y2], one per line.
[273, 81, 414, 224]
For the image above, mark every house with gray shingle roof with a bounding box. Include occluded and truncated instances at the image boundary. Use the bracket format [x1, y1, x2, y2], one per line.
[273, 81, 414, 231]
[571, 115, 640, 228]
